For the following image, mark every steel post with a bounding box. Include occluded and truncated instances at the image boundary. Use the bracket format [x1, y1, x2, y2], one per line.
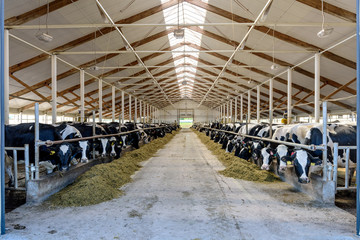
[322, 101, 328, 181]
[247, 91, 251, 123]
[51, 55, 57, 124]
[0, 1, 5, 233]
[24, 144, 29, 185]
[121, 91, 124, 124]
[129, 95, 132, 123]
[4, 29, 8, 125]
[287, 68, 292, 124]
[111, 86, 115, 122]
[315, 53, 321, 123]
[80, 70, 85, 122]
[13, 150, 17, 189]
[257, 85, 260, 123]
[235, 97, 238, 122]
[34, 103, 40, 179]
[98, 80, 102, 122]
[356, 0, 360, 234]
[240, 95, 243, 122]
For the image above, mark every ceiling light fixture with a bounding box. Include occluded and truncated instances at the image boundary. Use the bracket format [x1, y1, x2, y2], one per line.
[260, 0, 273, 22]
[182, 80, 188, 85]
[270, 26, 278, 71]
[95, 0, 110, 23]
[88, 66, 100, 71]
[36, 0, 53, 42]
[173, 0, 184, 39]
[317, 0, 333, 38]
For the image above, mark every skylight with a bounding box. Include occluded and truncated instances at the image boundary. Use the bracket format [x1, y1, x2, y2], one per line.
[161, 0, 208, 99]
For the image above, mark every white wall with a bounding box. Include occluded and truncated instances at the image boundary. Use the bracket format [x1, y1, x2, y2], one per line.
[159, 100, 216, 123]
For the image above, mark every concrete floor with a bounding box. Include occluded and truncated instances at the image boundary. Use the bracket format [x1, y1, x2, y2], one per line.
[3, 129, 357, 240]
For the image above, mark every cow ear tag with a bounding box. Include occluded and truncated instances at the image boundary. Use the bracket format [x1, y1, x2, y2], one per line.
[291, 152, 295, 156]
[311, 162, 315, 166]
[287, 161, 292, 165]
[50, 151, 55, 155]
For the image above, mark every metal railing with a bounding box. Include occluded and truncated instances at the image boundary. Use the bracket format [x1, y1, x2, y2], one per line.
[33, 103, 172, 179]
[202, 101, 333, 181]
[333, 143, 357, 191]
[4, 144, 29, 190]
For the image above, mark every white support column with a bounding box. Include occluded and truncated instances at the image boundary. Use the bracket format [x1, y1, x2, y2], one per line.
[219, 105, 221, 122]
[235, 97, 238, 122]
[129, 94, 132, 122]
[135, 98, 137, 122]
[269, 78, 274, 124]
[240, 95, 243, 122]
[4, 29, 9, 124]
[98, 80, 103, 122]
[230, 100, 233, 123]
[80, 69, 85, 123]
[287, 68, 292, 124]
[147, 104, 150, 123]
[147, 104, 149, 123]
[257, 85, 260, 123]
[139, 100, 142, 122]
[314, 53, 321, 123]
[226, 102, 229, 124]
[111, 86, 115, 122]
[51, 55, 57, 124]
[121, 91, 124, 124]
[247, 91, 251, 122]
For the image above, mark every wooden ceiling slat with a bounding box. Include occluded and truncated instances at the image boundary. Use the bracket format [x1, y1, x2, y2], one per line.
[9, 0, 178, 74]
[296, 0, 355, 23]
[5, 0, 79, 25]
[186, 0, 356, 70]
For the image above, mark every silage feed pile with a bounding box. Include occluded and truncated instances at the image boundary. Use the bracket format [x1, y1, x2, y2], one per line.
[193, 130, 280, 183]
[50, 130, 179, 207]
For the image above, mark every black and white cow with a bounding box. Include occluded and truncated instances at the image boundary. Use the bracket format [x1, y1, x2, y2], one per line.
[288, 149, 322, 183]
[98, 122, 123, 158]
[71, 123, 109, 158]
[5, 123, 81, 176]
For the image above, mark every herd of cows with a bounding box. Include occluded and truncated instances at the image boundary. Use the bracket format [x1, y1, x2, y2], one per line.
[194, 122, 357, 184]
[4, 121, 179, 187]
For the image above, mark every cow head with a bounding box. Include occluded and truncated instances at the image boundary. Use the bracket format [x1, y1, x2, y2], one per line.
[290, 150, 322, 184]
[226, 137, 240, 153]
[78, 140, 90, 163]
[260, 148, 275, 170]
[251, 141, 265, 162]
[46, 143, 80, 172]
[119, 135, 127, 149]
[275, 145, 293, 173]
[238, 142, 253, 161]
[99, 138, 109, 157]
[109, 137, 117, 157]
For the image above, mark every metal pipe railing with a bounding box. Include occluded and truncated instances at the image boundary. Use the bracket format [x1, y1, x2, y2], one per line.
[333, 143, 357, 191]
[39, 126, 169, 146]
[5, 144, 29, 190]
[202, 127, 325, 151]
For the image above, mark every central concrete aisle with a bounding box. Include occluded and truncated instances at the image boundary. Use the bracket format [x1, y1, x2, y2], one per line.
[4, 129, 356, 240]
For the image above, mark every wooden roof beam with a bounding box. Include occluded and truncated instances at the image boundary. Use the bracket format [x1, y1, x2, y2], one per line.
[296, 0, 356, 23]
[186, 1, 356, 70]
[9, 0, 178, 73]
[5, 0, 79, 25]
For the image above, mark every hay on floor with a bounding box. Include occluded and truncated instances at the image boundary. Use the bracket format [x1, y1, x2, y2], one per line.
[193, 129, 280, 183]
[50, 130, 179, 207]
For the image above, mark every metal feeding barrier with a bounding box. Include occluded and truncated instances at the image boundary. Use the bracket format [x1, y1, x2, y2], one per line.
[201, 101, 344, 183]
[333, 143, 357, 191]
[33, 103, 171, 180]
[4, 145, 29, 190]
